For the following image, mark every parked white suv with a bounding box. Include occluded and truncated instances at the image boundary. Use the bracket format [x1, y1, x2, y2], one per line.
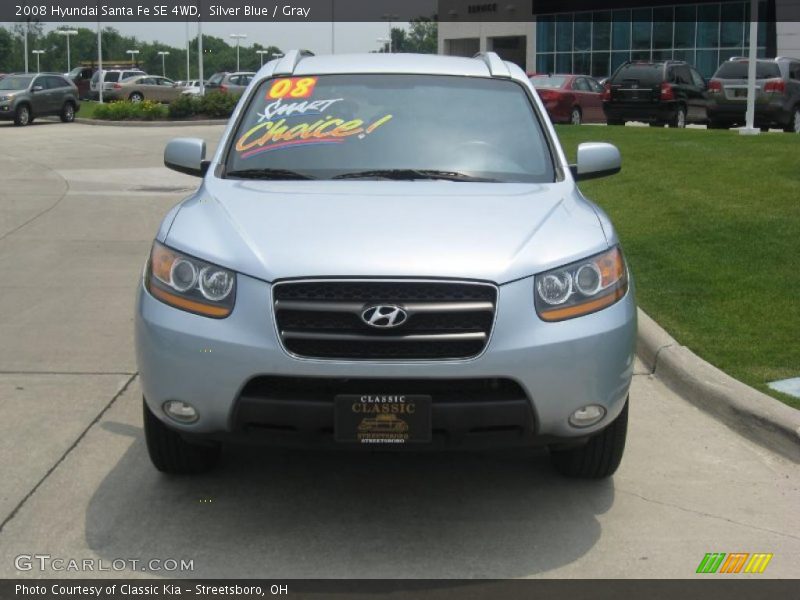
[89, 68, 145, 99]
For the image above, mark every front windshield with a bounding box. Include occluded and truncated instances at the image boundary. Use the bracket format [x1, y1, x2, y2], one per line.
[0, 75, 33, 90]
[225, 74, 554, 183]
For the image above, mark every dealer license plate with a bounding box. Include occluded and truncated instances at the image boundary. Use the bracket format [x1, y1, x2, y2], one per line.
[334, 394, 432, 445]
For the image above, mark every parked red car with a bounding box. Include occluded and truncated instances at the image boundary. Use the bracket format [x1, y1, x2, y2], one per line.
[530, 74, 606, 125]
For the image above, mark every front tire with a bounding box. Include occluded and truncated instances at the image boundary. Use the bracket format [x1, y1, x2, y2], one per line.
[60, 101, 75, 123]
[143, 398, 220, 474]
[550, 399, 628, 479]
[129, 92, 144, 103]
[14, 104, 31, 126]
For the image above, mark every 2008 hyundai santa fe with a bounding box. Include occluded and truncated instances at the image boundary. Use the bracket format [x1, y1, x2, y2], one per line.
[135, 50, 636, 478]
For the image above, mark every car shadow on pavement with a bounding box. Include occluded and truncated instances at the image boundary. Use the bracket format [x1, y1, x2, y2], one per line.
[85, 424, 615, 578]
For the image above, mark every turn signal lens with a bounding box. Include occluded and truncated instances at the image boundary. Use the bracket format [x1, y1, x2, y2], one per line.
[146, 241, 236, 318]
[535, 246, 628, 322]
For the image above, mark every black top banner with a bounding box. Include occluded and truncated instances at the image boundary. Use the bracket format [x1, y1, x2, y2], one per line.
[2, 0, 795, 23]
[5, 0, 442, 23]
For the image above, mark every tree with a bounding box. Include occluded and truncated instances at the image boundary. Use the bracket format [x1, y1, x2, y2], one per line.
[382, 17, 438, 54]
[0, 28, 14, 72]
[406, 18, 437, 54]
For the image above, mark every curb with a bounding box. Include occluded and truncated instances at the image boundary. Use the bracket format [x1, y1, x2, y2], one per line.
[637, 308, 800, 462]
[75, 118, 227, 127]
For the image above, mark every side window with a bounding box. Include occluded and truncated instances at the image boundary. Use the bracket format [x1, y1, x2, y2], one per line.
[790, 62, 800, 80]
[589, 78, 604, 93]
[574, 78, 591, 92]
[31, 76, 45, 90]
[105, 72, 121, 83]
[141, 78, 156, 85]
[45, 76, 65, 89]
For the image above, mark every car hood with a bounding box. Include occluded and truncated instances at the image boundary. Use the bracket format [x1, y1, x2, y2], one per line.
[164, 179, 609, 284]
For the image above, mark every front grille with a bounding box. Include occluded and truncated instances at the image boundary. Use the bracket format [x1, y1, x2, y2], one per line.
[273, 280, 497, 360]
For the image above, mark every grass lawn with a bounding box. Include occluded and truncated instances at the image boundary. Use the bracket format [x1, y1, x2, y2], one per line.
[555, 125, 800, 409]
[77, 100, 100, 119]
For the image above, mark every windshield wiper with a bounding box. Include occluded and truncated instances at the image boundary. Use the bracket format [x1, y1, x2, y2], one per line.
[226, 168, 316, 180]
[332, 169, 499, 182]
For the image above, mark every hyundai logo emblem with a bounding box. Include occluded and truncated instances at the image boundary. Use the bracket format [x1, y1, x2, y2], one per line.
[361, 305, 408, 329]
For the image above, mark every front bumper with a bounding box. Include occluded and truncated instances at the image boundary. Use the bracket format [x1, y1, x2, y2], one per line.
[135, 273, 636, 447]
[0, 103, 16, 119]
[603, 101, 677, 123]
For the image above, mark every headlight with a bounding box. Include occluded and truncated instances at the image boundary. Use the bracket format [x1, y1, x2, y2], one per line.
[145, 241, 236, 318]
[0, 96, 11, 102]
[535, 246, 628, 321]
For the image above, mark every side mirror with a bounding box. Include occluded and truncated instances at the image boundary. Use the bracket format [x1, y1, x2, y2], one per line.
[164, 138, 209, 177]
[32, 85, 44, 92]
[570, 142, 621, 181]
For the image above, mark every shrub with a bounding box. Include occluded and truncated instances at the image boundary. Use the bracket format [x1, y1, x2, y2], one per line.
[168, 94, 201, 119]
[198, 91, 240, 118]
[93, 99, 168, 121]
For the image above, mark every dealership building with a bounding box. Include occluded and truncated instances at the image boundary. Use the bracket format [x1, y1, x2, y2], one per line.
[438, 0, 800, 78]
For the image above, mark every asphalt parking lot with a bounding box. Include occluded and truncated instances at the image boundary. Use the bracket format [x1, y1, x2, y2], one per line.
[0, 118, 798, 579]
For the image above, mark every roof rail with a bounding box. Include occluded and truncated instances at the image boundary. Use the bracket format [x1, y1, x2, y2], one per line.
[473, 52, 511, 78]
[272, 49, 315, 76]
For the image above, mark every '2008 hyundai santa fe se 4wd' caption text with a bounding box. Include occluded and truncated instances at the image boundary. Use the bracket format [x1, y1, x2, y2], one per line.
[135, 50, 636, 478]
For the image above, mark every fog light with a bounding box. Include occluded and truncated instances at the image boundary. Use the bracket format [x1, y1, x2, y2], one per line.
[569, 404, 606, 428]
[163, 400, 199, 423]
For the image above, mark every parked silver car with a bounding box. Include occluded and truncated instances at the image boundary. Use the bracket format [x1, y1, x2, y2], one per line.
[136, 51, 635, 478]
[0, 73, 80, 126]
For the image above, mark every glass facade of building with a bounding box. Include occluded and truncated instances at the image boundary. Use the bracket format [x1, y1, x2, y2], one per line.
[535, 2, 768, 78]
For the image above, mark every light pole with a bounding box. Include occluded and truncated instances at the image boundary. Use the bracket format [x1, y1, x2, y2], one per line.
[158, 51, 170, 77]
[229, 34, 247, 71]
[97, 20, 103, 103]
[740, 0, 761, 135]
[23, 21, 29, 72]
[185, 20, 191, 80]
[56, 29, 78, 73]
[381, 13, 399, 53]
[256, 50, 269, 67]
[127, 49, 139, 67]
[32, 50, 44, 73]
[376, 38, 390, 53]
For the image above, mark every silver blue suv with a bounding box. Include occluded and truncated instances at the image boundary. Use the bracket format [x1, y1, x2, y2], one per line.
[136, 51, 636, 478]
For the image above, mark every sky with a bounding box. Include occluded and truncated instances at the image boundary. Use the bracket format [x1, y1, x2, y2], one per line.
[24, 21, 407, 55]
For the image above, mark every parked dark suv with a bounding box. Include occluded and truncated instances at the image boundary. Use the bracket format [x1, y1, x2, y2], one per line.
[603, 60, 708, 127]
[0, 73, 80, 126]
[707, 57, 800, 132]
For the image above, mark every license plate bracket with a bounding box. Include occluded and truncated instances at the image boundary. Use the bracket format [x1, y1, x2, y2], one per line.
[334, 394, 432, 445]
